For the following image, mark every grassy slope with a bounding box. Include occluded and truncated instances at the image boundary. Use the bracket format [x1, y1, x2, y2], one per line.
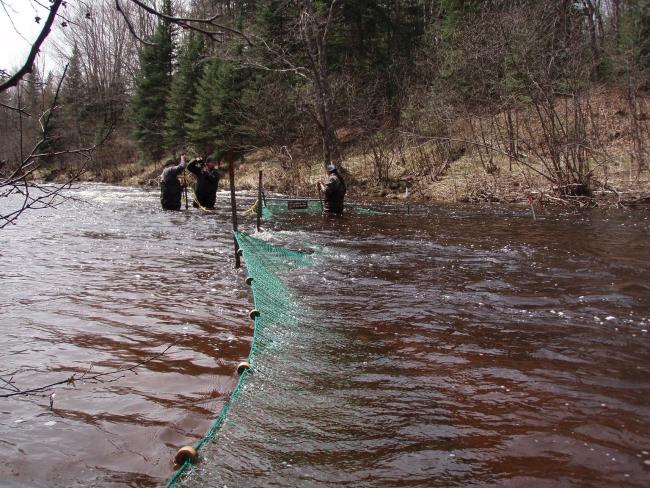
[72, 86, 649, 206]
[234, 87, 650, 206]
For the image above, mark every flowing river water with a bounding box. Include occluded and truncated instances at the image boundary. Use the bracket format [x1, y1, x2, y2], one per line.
[1, 184, 649, 487]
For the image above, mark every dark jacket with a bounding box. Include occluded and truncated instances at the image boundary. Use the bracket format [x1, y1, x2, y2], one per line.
[188, 160, 221, 209]
[323, 172, 346, 215]
[160, 161, 186, 210]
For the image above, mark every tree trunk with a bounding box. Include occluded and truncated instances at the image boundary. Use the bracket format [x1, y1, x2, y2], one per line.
[299, 1, 341, 169]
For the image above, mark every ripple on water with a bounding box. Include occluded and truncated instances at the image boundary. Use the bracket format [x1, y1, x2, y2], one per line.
[2, 189, 649, 487]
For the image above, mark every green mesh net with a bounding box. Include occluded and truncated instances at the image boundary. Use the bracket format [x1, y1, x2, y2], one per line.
[166, 231, 312, 488]
[261, 198, 383, 219]
[166, 193, 384, 486]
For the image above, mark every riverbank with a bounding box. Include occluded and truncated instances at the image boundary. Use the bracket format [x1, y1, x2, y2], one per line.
[50, 146, 649, 209]
[41, 88, 650, 208]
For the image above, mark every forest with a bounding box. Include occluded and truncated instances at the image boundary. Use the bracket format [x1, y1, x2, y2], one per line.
[1, 0, 649, 216]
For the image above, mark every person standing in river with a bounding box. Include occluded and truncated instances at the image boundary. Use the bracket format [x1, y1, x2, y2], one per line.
[160, 154, 187, 211]
[187, 154, 222, 209]
[317, 163, 346, 215]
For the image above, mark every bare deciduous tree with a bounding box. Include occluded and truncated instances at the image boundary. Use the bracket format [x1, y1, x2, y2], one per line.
[0, 64, 105, 228]
[297, 0, 343, 169]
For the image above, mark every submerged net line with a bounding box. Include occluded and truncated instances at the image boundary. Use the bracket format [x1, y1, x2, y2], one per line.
[166, 231, 313, 488]
[261, 198, 383, 219]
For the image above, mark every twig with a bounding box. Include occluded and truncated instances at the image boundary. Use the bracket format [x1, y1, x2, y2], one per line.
[0, 342, 178, 399]
[0, 102, 32, 116]
[124, 0, 251, 44]
[115, 0, 155, 46]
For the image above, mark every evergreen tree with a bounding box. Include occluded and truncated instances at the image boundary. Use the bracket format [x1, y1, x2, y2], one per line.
[128, 0, 174, 159]
[621, 0, 650, 69]
[440, 0, 481, 26]
[22, 71, 43, 118]
[339, 1, 425, 121]
[165, 32, 205, 150]
[216, 58, 251, 150]
[61, 44, 86, 146]
[187, 56, 250, 156]
[256, 0, 292, 43]
[187, 59, 222, 156]
[21, 70, 47, 152]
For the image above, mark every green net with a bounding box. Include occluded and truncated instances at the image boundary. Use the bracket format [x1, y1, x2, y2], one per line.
[166, 194, 382, 486]
[166, 231, 312, 488]
[261, 198, 383, 219]
[262, 200, 321, 219]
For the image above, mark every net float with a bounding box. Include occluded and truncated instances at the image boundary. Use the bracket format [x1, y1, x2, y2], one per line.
[174, 446, 197, 469]
[237, 361, 251, 375]
[249, 309, 260, 320]
[236, 248, 244, 257]
[245, 277, 254, 286]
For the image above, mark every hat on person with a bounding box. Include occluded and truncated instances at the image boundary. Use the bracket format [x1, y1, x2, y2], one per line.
[326, 163, 336, 173]
[164, 159, 175, 166]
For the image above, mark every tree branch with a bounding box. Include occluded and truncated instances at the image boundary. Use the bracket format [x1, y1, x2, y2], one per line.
[125, 0, 252, 44]
[0, 102, 32, 116]
[115, 0, 156, 46]
[0, 342, 178, 399]
[0, 0, 65, 93]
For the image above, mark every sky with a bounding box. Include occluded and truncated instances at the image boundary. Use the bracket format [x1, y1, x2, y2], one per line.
[0, 0, 61, 76]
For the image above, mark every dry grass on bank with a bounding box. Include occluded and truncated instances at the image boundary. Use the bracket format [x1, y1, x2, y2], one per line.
[41, 86, 647, 207]
[235, 86, 650, 206]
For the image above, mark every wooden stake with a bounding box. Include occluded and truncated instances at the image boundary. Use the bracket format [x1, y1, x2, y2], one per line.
[228, 149, 240, 268]
[317, 186, 324, 214]
[406, 186, 410, 215]
[257, 170, 263, 232]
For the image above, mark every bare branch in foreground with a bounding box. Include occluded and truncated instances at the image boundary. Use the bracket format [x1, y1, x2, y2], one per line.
[0, 62, 115, 228]
[0, 0, 65, 93]
[0, 342, 178, 399]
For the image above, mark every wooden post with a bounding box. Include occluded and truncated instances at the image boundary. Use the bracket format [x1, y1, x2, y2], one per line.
[317, 186, 324, 214]
[228, 149, 241, 268]
[256, 170, 263, 231]
[406, 186, 410, 215]
[527, 193, 537, 221]
[182, 167, 189, 210]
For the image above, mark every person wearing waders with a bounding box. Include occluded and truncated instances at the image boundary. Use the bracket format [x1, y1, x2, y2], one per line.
[317, 163, 346, 215]
[160, 154, 187, 210]
[187, 154, 222, 209]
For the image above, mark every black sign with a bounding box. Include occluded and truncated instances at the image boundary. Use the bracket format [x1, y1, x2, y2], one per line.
[287, 200, 309, 209]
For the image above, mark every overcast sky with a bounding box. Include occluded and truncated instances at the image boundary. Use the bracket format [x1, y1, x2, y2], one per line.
[0, 0, 61, 75]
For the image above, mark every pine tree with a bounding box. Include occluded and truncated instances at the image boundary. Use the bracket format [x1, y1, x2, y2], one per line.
[219, 59, 251, 150]
[19, 70, 47, 154]
[622, 0, 650, 69]
[187, 58, 221, 156]
[22, 71, 43, 118]
[340, 1, 425, 120]
[61, 44, 86, 146]
[128, 0, 174, 159]
[187, 56, 250, 156]
[256, 0, 292, 42]
[440, 0, 481, 27]
[165, 32, 205, 151]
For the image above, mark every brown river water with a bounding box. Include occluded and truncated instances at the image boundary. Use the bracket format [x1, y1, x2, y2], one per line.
[1, 184, 649, 487]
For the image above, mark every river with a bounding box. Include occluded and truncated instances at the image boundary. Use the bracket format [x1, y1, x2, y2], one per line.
[1, 184, 649, 487]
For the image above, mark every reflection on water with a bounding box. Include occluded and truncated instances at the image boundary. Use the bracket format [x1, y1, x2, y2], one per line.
[1, 185, 252, 487]
[186, 205, 650, 487]
[1, 186, 649, 487]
